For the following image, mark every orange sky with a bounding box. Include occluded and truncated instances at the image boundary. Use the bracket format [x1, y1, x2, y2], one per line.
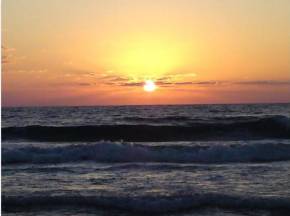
[2, 0, 290, 106]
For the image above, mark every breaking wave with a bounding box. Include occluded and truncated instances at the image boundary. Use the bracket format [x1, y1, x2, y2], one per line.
[2, 142, 290, 164]
[2, 116, 290, 142]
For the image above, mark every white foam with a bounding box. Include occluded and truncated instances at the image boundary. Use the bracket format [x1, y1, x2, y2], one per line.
[2, 142, 290, 164]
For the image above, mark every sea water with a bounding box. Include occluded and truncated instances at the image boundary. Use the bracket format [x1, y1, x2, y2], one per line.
[2, 103, 290, 215]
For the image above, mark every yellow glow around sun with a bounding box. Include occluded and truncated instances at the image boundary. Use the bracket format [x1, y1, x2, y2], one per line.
[104, 35, 188, 75]
[143, 80, 156, 92]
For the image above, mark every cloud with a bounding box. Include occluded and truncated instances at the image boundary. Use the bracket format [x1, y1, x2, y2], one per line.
[2, 54, 25, 64]
[52, 82, 98, 87]
[54, 66, 290, 90]
[81, 73, 134, 83]
[119, 80, 217, 87]
[175, 82, 193, 85]
[82, 73, 99, 77]
[101, 80, 172, 87]
[121, 82, 144, 86]
[233, 81, 290, 86]
[1, 45, 15, 52]
[71, 70, 192, 85]
[107, 76, 131, 82]
[193, 81, 216, 85]
[169, 73, 196, 78]
[64, 74, 76, 77]
[45, 78, 290, 92]
[105, 82, 117, 85]
[78, 83, 91, 86]
[81, 70, 117, 78]
[81, 71, 136, 83]
[19, 70, 48, 73]
[171, 80, 289, 87]
[157, 73, 196, 81]
[3, 69, 48, 74]
[173, 81, 216, 85]
[1, 56, 9, 64]
[155, 81, 172, 85]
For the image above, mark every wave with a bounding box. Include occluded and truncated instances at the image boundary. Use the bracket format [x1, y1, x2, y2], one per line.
[121, 115, 290, 126]
[123, 116, 193, 122]
[2, 116, 290, 142]
[3, 142, 290, 164]
[2, 194, 290, 212]
[123, 115, 279, 123]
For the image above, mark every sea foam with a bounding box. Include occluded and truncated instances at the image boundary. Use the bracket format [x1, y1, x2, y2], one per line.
[2, 142, 290, 164]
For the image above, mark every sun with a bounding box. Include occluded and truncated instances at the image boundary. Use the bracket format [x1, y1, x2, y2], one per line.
[143, 80, 156, 92]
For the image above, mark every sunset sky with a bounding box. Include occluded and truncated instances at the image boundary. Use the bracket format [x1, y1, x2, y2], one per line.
[2, 0, 290, 107]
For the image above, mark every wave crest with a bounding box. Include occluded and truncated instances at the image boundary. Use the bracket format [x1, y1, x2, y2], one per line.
[3, 142, 290, 164]
[2, 116, 289, 142]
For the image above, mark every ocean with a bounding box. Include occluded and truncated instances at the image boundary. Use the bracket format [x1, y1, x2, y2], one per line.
[2, 103, 290, 216]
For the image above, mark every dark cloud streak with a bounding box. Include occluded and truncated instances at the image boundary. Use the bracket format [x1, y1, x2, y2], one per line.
[1, 45, 15, 52]
[234, 81, 290, 86]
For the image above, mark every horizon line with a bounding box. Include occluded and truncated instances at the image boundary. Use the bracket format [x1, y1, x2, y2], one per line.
[2, 101, 290, 109]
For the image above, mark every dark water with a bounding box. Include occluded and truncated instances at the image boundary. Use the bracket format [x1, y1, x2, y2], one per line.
[2, 103, 290, 215]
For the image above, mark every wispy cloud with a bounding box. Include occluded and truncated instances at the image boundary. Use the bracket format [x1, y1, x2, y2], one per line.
[163, 81, 217, 86]
[106, 76, 131, 82]
[174, 82, 193, 85]
[52, 82, 98, 87]
[157, 73, 196, 81]
[105, 82, 118, 85]
[155, 81, 172, 85]
[82, 73, 99, 77]
[233, 81, 290, 86]
[47, 78, 289, 91]
[77, 82, 98, 86]
[1, 45, 15, 52]
[164, 80, 288, 87]
[81, 71, 134, 83]
[194, 81, 217, 85]
[2, 69, 48, 74]
[79, 71, 197, 83]
[55, 66, 289, 89]
[2, 54, 25, 64]
[19, 70, 48, 74]
[64, 74, 76, 77]
[81, 70, 115, 78]
[120, 82, 144, 86]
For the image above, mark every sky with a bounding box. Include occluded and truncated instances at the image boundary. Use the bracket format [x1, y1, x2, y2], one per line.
[2, 0, 290, 107]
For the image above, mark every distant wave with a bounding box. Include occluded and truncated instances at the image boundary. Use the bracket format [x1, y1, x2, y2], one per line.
[2, 194, 290, 212]
[3, 142, 290, 164]
[123, 116, 193, 122]
[2, 116, 290, 141]
[122, 115, 289, 125]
